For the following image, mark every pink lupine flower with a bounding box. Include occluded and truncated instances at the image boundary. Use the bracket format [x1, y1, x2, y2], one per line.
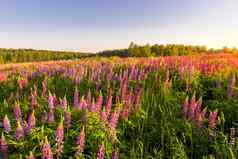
[0, 133, 8, 159]
[105, 90, 113, 116]
[134, 87, 142, 113]
[27, 151, 36, 159]
[48, 109, 55, 124]
[31, 90, 38, 108]
[55, 121, 64, 157]
[64, 109, 72, 128]
[15, 121, 24, 141]
[42, 78, 47, 97]
[13, 101, 22, 122]
[111, 150, 119, 159]
[42, 136, 53, 159]
[86, 89, 92, 104]
[196, 108, 206, 128]
[74, 87, 79, 108]
[18, 78, 28, 90]
[208, 110, 218, 129]
[100, 110, 108, 123]
[109, 107, 121, 129]
[188, 94, 197, 120]
[75, 127, 85, 157]
[48, 93, 54, 109]
[121, 92, 132, 120]
[3, 115, 11, 133]
[60, 96, 67, 111]
[27, 110, 36, 133]
[90, 99, 97, 112]
[96, 144, 105, 159]
[96, 93, 103, 112]
[80, 96, 87, 110]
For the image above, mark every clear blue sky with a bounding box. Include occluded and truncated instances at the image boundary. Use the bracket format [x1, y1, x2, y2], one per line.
[0, 0, 238, 52]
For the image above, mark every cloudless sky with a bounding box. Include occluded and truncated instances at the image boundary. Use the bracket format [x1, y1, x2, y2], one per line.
[0, 0, 238, 52]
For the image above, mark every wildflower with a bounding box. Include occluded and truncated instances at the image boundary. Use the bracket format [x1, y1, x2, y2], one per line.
[121, 92, 132, 120]
[3, 114, 11, 133]
[182, 96, 189, 119]
[64, 109, 72, 128]
[48, 93, 54, 109]
[100, 110, 108, 123]
[208, 110, 218, 129]
[42, 78, 47, 97]
[86, 89, 92, 104]
[0, 133, 8, 159]
[105, 90, 113, 116]
[96, 144, 105, 159]
[13, 101, 22, 122]
[55, 121, 64, 157]
[42, 136, 53, 159]
[134, 87, 142, 113]
[60, 96, 67, 111]
[48, 109, 55, 124]
[109, 107, 121, 129]
[75, 127, 85, 157]
[15, 121, 24, 141]
[96, 93, 103, 112]
[27, 110, 36, 133]
[27, 151, 36, 159]
[111, 150, 119, 159]
[79, 96, 87, 110]
[18, 78, 28, 90]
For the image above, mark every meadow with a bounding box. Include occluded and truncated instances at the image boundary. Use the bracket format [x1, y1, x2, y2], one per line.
[0, 53, 238, 158]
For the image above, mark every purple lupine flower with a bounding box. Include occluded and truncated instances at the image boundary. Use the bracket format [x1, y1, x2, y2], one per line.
[15, 121, 24, 141]
[42, 78, 47, 97]
[3, 115, 11, 133]
[96, 144, 105, 159]
[48, 93, 54, 109]
[27, 110, 36, 133]
[74, 87, 79, 108]
[27, 151, 36, 159]
[13, 101, 22, 122]
[121, 92, 132, 120]
[111, 150, 119, 159]
[42, 136, 53, 159]
[0, 133, 8, 159]
[64, 109, 72, 128]
[48, 109, 55, 124]
[60, 96, 67, 111]
[75, 127, 85, 157]
[31, 90, 38, 108]
[196, 108, 206, 128]
[208, 110, 218, 129]
[55, 121, 64, 157]
[134, 87, 142, 113]
[96, 93, 103, 112]
[188, 94, 197, 120]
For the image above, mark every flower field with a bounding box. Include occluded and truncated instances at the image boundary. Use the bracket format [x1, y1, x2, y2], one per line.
[0, 53, 238, 158]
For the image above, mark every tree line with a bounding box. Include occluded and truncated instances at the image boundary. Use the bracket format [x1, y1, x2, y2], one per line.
[98, 42, 238, 57]
[0, 48, 91, 64]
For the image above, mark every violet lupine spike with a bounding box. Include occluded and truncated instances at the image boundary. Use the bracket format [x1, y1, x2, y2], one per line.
[15, 121, 24, 141]
[188, 94, 197, 121]
[100, 110, 108, 123]
[74, 87, 79, 108]
[3, 114, 11, 133]
[48, 109, 55, 124]
[0, 133, 8, 159]
[64, 109, 72, 128]
[90, 99, 97, 112]
[109, 107, 121, 129]
[55, 121, 64, 157]
[75, 127, 85, 157]
[208, 110, 218, 129]
[27, 110, 36, 133]
[111, 150, 119, 159]
[96, 144, 105, 159]
[48, 92, 54, 109]
[121, 92, 132, 120]
[31, 90, 38, 108]
[60, 96, 67, 111]
[14, 101, 22, 122]
[42, 136, 53, 159]
[27, 151, 36, 159]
